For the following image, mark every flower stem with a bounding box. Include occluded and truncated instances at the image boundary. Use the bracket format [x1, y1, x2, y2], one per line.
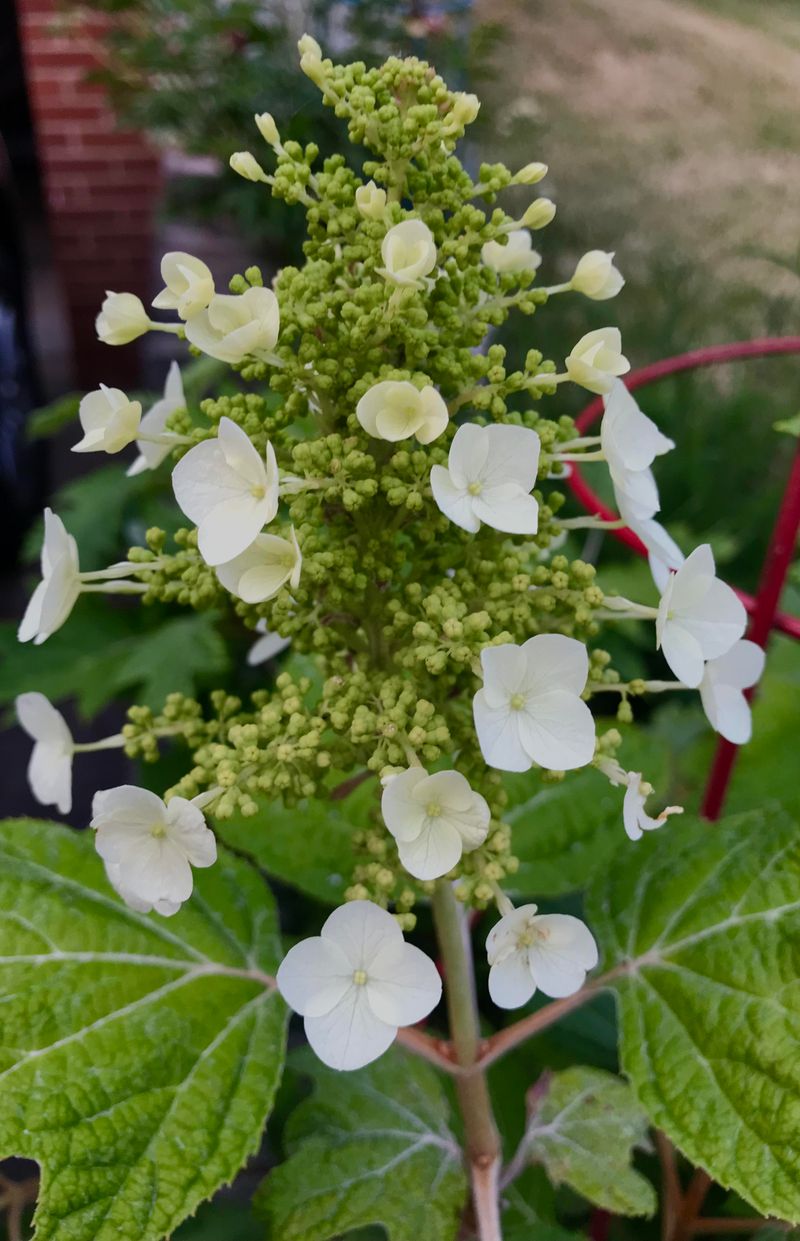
[432, 882, 502, 1241]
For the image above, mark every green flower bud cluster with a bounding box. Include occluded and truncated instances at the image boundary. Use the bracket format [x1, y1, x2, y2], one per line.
[119, 46, 632, 915]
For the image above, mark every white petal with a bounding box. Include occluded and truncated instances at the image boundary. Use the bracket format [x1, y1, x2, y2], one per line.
[366, 940, 442, 1025]
[276, 936, 354, 1017]
[519, 634, 589, 696]
[447, 423, 489, 489]
[247, 629, 291, 666]
[481, 424, 541, 493]
[708, 638, 765, 691]
[701, 682, 752, 744]
[678, 578, 747, 660]
[197, 495, 268, 566]
[479, 643, 527, 707]
[660, 623, 705, 688]
[472, 485, 539, 535]
[92, 784, 164, 822]
[397, 818, 464, 879]
[304, 987, 397, 1071]
[486, 906, 538, 964]
[410, 769, 460, 810]
[164, 797, 217, 867]
[601, 380, 673, 473]
[473, 692, 531, 772]
[430, 466, 479, 532]
[381, 768, 429, 842]
[171, 439, 244, 525]
[516, 690, 596, 770]
[16, 692, 72, 747]
[28, 745, 72, 814]
[611, 465, 660, 521]
[622, 783, 644, 841]
[488, 952, 537, 1009]
[321, 900, 402, 971]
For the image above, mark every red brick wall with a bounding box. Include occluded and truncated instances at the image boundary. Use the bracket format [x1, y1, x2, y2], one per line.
[16, 0, 161, 386]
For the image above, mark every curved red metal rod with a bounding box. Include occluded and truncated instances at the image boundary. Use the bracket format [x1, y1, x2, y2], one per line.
[566, 337, 800, 642]
[565, 336, 800, 823]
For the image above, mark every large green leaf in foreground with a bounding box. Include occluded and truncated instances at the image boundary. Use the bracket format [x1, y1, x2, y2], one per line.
[588, 808, 800, 1220]
[0, 819, 287, 1241]
[256, 1047, 468, 1241]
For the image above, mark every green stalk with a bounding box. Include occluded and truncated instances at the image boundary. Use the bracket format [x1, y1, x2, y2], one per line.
[432, 882, 503, 1241]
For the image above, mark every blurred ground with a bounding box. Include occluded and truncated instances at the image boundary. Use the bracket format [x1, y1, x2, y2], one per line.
[476, 0, 800, 309]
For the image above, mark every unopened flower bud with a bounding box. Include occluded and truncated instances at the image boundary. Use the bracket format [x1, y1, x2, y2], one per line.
[355, 181, 387, 219]
[513, 161, 548, 185]
[254, 112, 280, 148]
[521, 198, 556, 229]
[570, 250, 624, 301]
[229, 151, 269, 183]
[443, 92, 480, 133]
[95, 291, 151, 345]
[298, 33, 326, 86]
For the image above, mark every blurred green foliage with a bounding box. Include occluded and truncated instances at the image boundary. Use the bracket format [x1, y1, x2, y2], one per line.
[70, 0, 498, 254]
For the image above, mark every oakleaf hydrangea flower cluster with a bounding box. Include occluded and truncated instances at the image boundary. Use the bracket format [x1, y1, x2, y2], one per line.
[16, 40, 763, 1072]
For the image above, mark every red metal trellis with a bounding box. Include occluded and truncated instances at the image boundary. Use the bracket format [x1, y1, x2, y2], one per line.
[565, 337, 800, 821]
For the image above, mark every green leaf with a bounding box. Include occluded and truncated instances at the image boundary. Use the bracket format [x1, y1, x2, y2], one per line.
[587, 807, 800, 1221]
[0, 818, 288, 1241]
[111, 612, 231, 709]
[518, 1067, 655, 1216]
[26, 392, 82, 440]
[501, 1169, 582, 1241]
[255, 1047, 468, 1241]
[214, 777, 378, 903]
[0, 608, 230, 720]
[173, 1198, 264, 1241]
[505, 727, 671, 897]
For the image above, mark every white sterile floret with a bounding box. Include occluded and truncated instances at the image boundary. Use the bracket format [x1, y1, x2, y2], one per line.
[16, 692, 74, 814]
[152, 252, 214, 320]
[619, 502, 684, 592]
[473, 634, 595, 773]
[72, 384, 142, 455]
[622, 773, 683, 841]
[277, 900, 442, 1071]
[486, 903, 598, 1009]
[92, 785, 217, 916]
[381, 767, 490, 880]
[355, 181, 387, 219]
[18, 509, 81, 645]
[247, 619, 292, 666]
[96, 291, 151, 345]
[571, 250, 624, 300]
[377, 219, 437, 288]
[565, 328, 630, 395]
[356, 380, 448, 445]
[128, 361, 186, 477]
[430, 423, 540, 535]
[602, 379, 674, 520]
[481, 230, 541, 275]
[185, 286, 280, 364]
[216, 527, 302, 602]
[699, 639, 765, 744]
[172, 416, 279, 565]
[656, 544, 747, 688]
